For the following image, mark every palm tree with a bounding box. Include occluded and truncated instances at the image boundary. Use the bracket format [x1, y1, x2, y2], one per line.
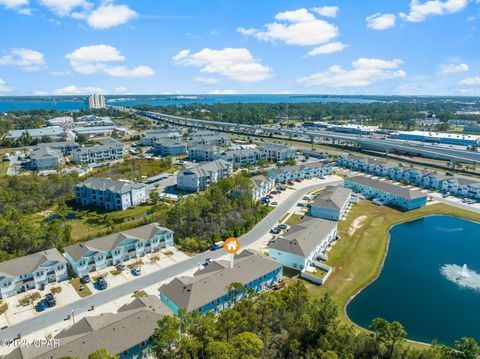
[226, 282, 244, 308]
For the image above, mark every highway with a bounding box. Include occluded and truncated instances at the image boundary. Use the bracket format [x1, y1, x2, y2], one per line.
[142, 111, 480, 165]
[0, 180, 342, 340]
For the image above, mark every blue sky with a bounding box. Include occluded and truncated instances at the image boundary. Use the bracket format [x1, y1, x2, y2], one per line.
[0, 0, 479, 96]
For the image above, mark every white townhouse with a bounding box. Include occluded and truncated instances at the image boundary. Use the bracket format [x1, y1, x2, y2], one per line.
[268, 162, 332, 183]
[0, 249, 68, 299]
[74, 177, 147, 211]
[72, 138, 124, 164]
[269, 217, 338, 271]
[177, 159, 233, 192]
[311, 186, 352, 221]
[189, 134, 230, 147]
[442, 178, 480, 198]
[249, 175, 275, 201]
[64, 223, 174, 276]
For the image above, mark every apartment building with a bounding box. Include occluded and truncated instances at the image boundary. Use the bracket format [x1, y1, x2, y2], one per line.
[28, 146, 64, 170]
[310, 186, 352, 220]
[0, 249, 68, 299]
[258, 143, 296, 161]
[74, 177, 146, 211]
[72, 138, 124, 164]
[177, 159, 233, 192]
[153, 139, 187, 156]
[64, 223, 174, 276]
[269, 217, 338, 271]
[188, 144, 222, 162]
[268, 162, 332, 183]
[159, 250, 283, 314]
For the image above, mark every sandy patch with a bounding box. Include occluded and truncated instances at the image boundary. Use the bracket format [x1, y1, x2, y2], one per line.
[348, 215, 367, 236]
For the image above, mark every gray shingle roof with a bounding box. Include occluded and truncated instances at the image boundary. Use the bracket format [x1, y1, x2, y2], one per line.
[30, 147, 63, 160]
[158, 250, 282, 312]
[64, 223, 172, 261]
[180, 159, 232, 177]
[269, 217, 337, 256]
[4, 295, 172, 359]
[313, 185, 352, 210]
[0, 249, 66, 279]
[250, 175, 269, 188]
[347, 175, 426, 200]
[75, 177, 145, 193]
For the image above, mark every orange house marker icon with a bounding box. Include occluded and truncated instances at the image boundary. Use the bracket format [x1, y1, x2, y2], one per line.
[224, 237, 240, 254]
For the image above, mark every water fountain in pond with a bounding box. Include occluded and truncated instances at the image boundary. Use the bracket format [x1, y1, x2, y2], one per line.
[441, 264, 480, 291]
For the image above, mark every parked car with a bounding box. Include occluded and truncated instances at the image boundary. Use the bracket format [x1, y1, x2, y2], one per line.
[131, 267, 142, 276]
[270, 228, 281, 235]
[80, 275, 91, 284]
[302, 196, 310, 201]
[270, 190, 279, 195]
[261, 197, 270, 204]
[287, 181, 294, 186]
[271, 201, 278, 206]
[277, 224, 288, 230]
[116, 263, 126, 271]
[45, 293, 56, 307]
[266, 194, 274, 199]
[203, 258, 212, 267]
[211, 241, 224, 250]
[295, 178, 302, 183]
[96, 277, 108, 290]
[35, 300, 48, 312]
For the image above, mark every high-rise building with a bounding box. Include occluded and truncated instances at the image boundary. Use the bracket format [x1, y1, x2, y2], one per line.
[87, 94, 106, 109]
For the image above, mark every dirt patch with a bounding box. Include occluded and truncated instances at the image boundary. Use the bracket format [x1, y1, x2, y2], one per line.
[348, 215, 367, 236]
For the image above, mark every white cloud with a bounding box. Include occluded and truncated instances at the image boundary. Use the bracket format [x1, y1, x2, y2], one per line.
[0, 48, 46, 71]
[311, 6, 339, 18]
[400, 0, 469, 23]
[238, 8, 339, 46]
[173, 48, 272, 82]
[50, 70, 71, 76]
[0, 78, 12, 93]
[460, 76, 480, 85]
[366, 13, 396, 30]
[114, 86, 127, 93]
[66, 45, 154, 77]
[33, 90, 49, 96]
[87, 3, 137, 29]
[307, 42, 348, 56]
[208, 89, 239, 94]
[194, 76, 220, 85]
[53, 85, 105, 95]
[298, 57, 406, 88]
[0, 0, 29, 14]
[39, 0, 92, 16]
[441, 63, 469, 73]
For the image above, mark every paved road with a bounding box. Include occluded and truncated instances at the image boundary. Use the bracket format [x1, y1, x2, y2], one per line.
[428, 195, 480, 214]
[1, 180, 342, 340]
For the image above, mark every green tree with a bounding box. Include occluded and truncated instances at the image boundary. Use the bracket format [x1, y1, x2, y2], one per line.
[151, 316, 181, 359]
[455, 337, 480, 359]
[231, 332, 264, 359]
[87, 348, 118, 359]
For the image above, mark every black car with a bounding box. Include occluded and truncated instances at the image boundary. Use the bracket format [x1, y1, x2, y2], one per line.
[96, 277, 108, 290]
[270, 228, 281, 235]
[45, 293, 56, 307]
[80, 275, 91, 284]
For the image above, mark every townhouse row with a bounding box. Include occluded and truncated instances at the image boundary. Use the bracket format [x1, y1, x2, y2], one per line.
[267, 162, 333, 183]
[337, 154, 480, 199]
[0, 223, 174, 299]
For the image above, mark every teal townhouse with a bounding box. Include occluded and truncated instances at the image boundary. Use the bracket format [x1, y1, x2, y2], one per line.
[269, 217, 338, 271]
[420, 172, 453, 190]
[5, 295, 172, 359]
[344, 176, 427, 210]
[64, 223, 174, 276]
[336, 155, 394, 177]
[442, 178, 480, 198]
[159, 250, 283, 314]
[268, 162, 332, 183]
[310, 185, 352, 220]
[0, 249, 68, 299]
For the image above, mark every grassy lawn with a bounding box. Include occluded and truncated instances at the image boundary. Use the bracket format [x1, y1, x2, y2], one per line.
[302, 200, 479, 347]
[70, 278, 92, 298]
[0, 161, 9, 176]
[285, 213, 304, 225]
[90, 158, 179, 180]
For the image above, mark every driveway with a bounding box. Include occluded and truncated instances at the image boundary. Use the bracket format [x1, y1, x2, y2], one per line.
[0, 177, 343, 340]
